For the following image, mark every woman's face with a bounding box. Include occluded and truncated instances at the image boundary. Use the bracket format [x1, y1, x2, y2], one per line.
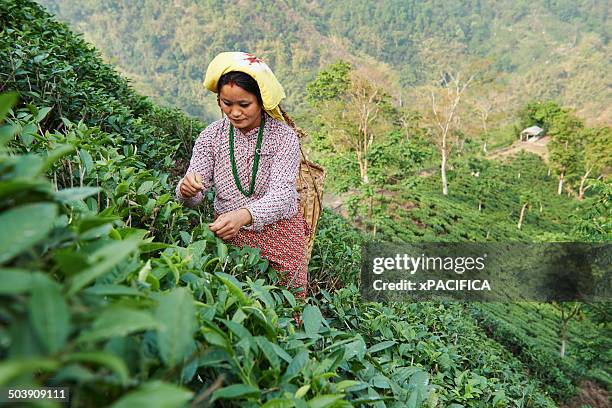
[219, 83, 263, 133]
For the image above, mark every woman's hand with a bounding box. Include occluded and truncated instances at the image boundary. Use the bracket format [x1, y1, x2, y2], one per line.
[179, 173, 204, 198]
[209, 208, 253, 240]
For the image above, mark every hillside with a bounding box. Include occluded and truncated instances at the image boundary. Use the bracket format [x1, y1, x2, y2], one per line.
[38, 0, 611, 125]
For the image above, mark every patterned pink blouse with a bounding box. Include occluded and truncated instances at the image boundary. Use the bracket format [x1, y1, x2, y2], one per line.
[175, 113, 300, 231]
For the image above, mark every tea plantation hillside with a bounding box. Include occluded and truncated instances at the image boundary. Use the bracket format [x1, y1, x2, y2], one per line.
[0, 1, 608, 407]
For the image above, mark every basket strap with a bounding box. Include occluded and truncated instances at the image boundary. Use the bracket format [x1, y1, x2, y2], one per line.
[280, 106, 324, 212]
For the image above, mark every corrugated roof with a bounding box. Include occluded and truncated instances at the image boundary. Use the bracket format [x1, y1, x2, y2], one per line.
[521, 126, 544, 135]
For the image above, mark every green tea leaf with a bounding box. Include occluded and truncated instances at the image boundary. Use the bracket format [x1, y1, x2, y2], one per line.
[28, 274, 70, 353]
[371, 374, 391, 389]
[255, 336, 281, 371]
[33, 53, 49, 63]
[216, 240, 228, 262]
[201, 327, 230, 349]
[306, 394, 344, 408]
[367, 340, 397, 354]
[179, 231, 191, 245]
[137, 180, 154, 195]
[43, 144, 75, 171]
[270, 342, 293, 364]
[211, 383, 260, 402]
[0, 268, 33, 294]
[0, 180, 48, 201]
[54, 186, 101, 203]
[295, 384, 310, 399]
[111, 381, 193, 408]
[20, 129, 34, 146]
[0, 358, 59, 386]
[64, 351, 129, 385]
[302, 305, 323, 336]
[35, 107, 52, 123]
[29, 274, 70, 353]
[344, 337, 367, 360]
[335, 380, 361, 391]
[407, 370, 429, 408]
[282, 350, 309, 383]
[13, 154, 44, 177]
[282, 289, 296, 308]
[0, 92, 19, 122]
[0, 123, 18, 145]
[221, 319, 251, 340]
[68, 236, 141, 295]
[83, 284, 142, 297]
[0, 203, 57, 264]
[77, 307, 159, 343]
[215, 272, 250, 305]
[139, 242, 172, 253]
[156, 288, 197, 366]
[78, 148, 94, 171]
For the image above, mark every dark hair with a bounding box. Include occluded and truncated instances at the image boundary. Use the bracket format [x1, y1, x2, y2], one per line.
[217, 71, 263, 105]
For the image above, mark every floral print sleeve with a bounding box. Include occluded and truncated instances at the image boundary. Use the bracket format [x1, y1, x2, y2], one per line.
[175, 123, 218, 208]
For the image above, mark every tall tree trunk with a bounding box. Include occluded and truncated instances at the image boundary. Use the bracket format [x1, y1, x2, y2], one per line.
[441, 150, 449, 195]
[557, 303, 580, 358]
[482, 118, 488, 153]
[356, 151, 368, 184]
[559, 318, 569, 358]
[578, 166, 593, 200]
[560, 333, 566, 358]
[517, 202, 528, 229]
[557, 172, 565, 195]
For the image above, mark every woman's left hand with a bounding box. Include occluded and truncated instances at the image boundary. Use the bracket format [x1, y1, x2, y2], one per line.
[209, 208, 252, 240]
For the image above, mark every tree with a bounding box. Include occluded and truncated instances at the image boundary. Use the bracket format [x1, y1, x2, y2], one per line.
[576, 126, 611, 200]
[547, 111, 584, 195]
[307, 61, 392, 185]
[518, 101, 564, 133]
[425, 71, 474, 195]
[571, 180, 611, 242]
[470, 85, 505, 153]
[517, 192, 535, 230]
[305, 61, 351, 105]
[554, 302, 582, 358]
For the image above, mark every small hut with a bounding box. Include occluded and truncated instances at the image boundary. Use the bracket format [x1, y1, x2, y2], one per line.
[520, 126, 544, 142]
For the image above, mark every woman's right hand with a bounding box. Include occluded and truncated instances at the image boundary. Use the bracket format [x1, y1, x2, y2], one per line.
[179, 173, 204, 198]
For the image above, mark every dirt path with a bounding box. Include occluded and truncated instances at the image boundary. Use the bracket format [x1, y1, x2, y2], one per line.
[562, 380, 609, 408]
[322, 190, 349, 216]
[488, 136, 551, 163]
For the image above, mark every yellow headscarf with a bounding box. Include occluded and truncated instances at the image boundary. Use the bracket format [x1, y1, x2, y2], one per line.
[204, 52, 286, 121]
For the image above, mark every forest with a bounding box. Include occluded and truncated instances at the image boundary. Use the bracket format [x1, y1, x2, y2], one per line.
[38, 0, 611, 124]
[0, 1, 610, 407]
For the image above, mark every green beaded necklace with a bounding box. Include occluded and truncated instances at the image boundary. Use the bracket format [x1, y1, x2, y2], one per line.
[228, 113, 265, 197]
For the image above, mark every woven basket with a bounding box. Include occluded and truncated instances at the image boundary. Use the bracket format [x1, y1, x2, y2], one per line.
[281, 109, 325, 264]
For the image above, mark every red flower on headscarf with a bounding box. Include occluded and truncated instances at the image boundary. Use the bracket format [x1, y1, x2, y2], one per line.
[244, 53, 263, 65]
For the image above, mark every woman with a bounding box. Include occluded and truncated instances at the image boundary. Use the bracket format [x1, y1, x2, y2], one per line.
[176, 52, 309, 299]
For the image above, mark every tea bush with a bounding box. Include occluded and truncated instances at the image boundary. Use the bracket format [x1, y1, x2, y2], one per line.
[0, 90, 559, 406]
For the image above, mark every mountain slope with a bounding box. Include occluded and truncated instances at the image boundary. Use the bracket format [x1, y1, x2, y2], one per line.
[38, 0, 611, 124]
